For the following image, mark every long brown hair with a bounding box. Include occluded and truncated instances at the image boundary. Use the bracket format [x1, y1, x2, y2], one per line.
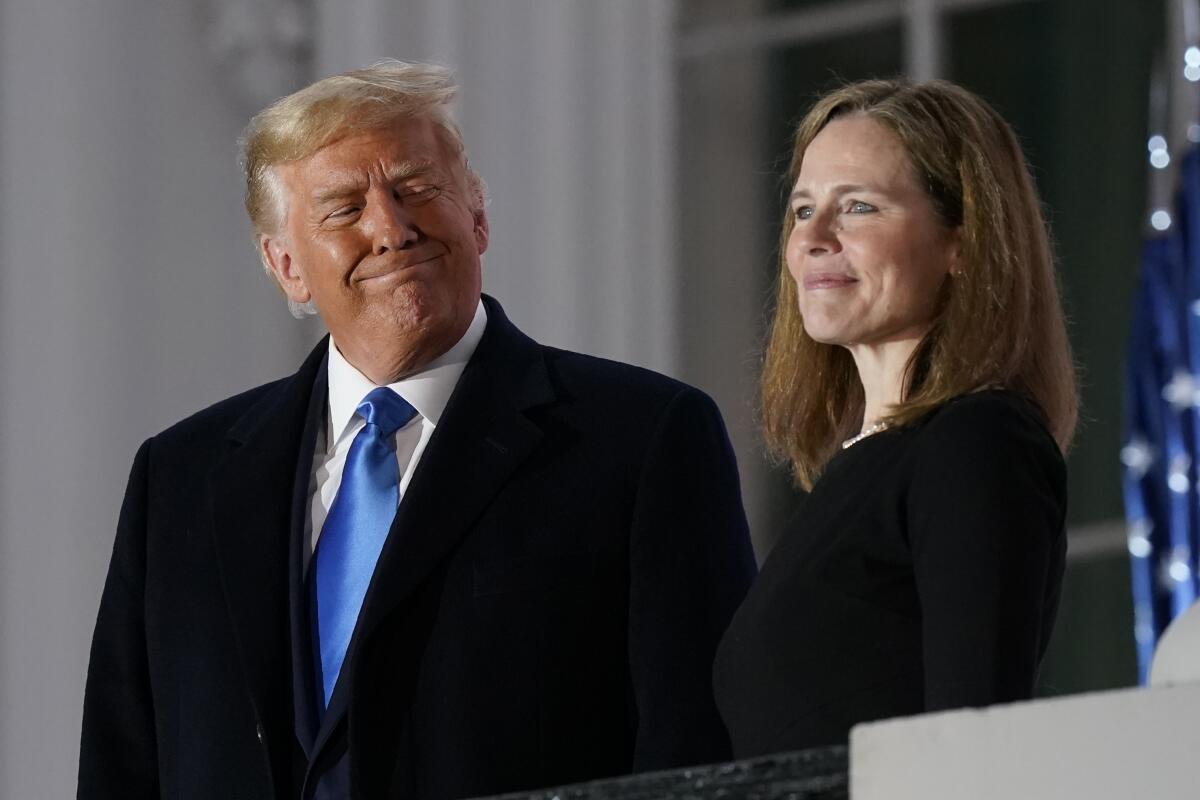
[761, 79, 1077, 490]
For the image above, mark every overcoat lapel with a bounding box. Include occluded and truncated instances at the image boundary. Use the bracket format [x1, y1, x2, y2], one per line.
[298, 300, 552, 751]
[207, 341, 328, 753]
[350, 299, 554, 651]
[290, 355, 329, 756]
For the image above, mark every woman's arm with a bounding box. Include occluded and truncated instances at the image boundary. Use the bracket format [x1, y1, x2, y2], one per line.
[907, 393, 1068, 710]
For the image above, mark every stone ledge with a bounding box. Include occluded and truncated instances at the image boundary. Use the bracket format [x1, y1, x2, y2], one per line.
[480, 746, 849, 800]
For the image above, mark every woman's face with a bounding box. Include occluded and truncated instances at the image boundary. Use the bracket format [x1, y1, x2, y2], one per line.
[786, 115, 958, 350]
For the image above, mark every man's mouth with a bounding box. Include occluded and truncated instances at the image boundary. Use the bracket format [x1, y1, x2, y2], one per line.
[355, 253, 441, 282]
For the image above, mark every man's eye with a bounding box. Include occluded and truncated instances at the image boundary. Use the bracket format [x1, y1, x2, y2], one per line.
[402, 185, 442, 204]
[847, 200, 877, 213]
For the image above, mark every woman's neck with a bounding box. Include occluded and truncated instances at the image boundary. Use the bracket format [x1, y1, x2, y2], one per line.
[847, 336, 923, 432]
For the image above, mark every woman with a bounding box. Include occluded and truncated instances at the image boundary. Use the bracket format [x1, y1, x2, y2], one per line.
[712, 78, 1077, 757]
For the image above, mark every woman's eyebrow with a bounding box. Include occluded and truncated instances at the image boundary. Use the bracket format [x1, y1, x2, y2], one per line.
[789, 183, 871, 203]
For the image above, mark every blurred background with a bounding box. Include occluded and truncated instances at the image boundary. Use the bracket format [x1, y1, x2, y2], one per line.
[0, 0, 1180, 795]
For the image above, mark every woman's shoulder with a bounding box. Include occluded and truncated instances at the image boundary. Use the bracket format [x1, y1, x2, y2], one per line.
[901, 390, 1067, 538]
[920, 389, 1055, 441]
[912, 389, 1064, 471]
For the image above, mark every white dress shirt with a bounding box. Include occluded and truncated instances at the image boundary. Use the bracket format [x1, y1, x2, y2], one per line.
[305, 300, 488, 563]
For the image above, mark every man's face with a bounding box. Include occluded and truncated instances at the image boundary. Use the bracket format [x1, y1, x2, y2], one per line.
[262, 116, 488, 382]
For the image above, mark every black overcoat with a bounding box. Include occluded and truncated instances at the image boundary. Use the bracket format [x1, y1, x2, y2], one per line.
[79, 296, 756, 800]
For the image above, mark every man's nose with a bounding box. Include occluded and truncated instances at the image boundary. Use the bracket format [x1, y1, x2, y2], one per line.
[365, 194, 419, 255]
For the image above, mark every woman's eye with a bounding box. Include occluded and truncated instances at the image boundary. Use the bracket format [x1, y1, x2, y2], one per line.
[848, 200, 876, 213]
[794, 205, 814, 220]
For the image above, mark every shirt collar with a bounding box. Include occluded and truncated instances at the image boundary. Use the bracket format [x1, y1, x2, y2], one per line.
[325, 299, 488, 449]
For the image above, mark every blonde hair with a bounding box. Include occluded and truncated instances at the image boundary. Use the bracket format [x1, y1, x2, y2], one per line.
[761, 78, 1077, 490]
[240, 58, 476, 237]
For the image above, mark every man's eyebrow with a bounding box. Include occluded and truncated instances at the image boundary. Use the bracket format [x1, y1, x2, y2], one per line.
[383, 160, 436, 183]
[311, 177, 366, 205]
[789, 183, 872, 203]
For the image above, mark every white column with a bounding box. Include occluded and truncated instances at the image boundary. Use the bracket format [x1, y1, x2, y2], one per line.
[905, 0, 944, 80]
[0, 1, 314, 795]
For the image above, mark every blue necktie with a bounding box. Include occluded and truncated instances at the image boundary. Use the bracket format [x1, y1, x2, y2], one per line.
[313, 387, 417, 709]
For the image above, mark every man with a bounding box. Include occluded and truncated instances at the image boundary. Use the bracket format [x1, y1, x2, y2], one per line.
[79, 60, 755, 800]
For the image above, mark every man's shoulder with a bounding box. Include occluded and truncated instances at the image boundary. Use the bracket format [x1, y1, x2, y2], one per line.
[540, 345, 690, 398]
[534, 345, 721, 425]
[151, 376, 294, 449]
[483, 296, 706, 409]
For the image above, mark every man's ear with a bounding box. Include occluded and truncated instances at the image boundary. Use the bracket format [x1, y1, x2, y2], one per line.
[473, 208, 490, 256]
[260, 234, 311, 303]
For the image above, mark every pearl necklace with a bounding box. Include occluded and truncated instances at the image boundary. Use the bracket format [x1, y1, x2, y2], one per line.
[842, 420, 890, 450]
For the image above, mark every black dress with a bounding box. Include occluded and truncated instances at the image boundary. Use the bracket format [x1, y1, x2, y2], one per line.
[712, 390, 1067, 757]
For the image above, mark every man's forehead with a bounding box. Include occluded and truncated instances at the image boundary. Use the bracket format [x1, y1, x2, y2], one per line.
[319, 118, 454, 162]
[323, 117, 449, 159]
[284, 134, 455, 197]
[306, 159, 437, 192]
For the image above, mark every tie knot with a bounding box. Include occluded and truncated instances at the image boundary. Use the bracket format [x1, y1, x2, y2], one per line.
[357, 387, 418, 437]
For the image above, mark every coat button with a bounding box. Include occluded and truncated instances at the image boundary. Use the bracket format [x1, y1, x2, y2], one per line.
[255, 723, 265, 744]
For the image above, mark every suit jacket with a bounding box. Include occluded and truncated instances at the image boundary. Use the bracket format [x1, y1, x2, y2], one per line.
[79, 296, 756, 800]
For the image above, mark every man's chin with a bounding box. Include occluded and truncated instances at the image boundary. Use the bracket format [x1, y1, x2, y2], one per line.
[368, 300, 459, 351]
[328, 283, 473, 349]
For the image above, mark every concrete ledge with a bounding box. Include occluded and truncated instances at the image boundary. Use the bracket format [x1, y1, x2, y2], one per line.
[850, 683, 1200, 800]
